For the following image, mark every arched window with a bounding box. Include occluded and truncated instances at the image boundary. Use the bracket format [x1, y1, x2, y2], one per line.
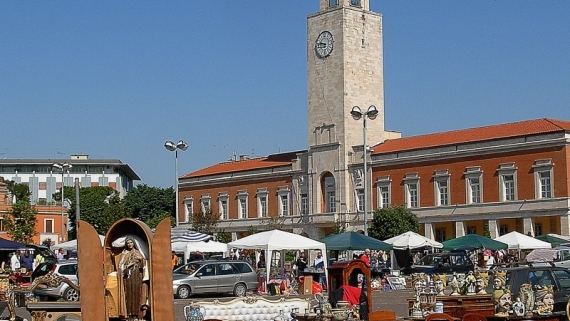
[321, 173, 336, 213]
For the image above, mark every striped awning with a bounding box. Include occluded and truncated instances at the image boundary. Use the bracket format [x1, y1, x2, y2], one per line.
[170, 228, 212, 242]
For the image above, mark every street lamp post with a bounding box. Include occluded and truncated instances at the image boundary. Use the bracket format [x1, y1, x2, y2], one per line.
[164, 140, 188, 228]
[350, 105, 378, 236]
[52, 162, 72, 242]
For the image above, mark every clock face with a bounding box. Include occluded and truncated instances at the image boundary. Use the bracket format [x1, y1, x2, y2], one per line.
[315, 31, 334, 58]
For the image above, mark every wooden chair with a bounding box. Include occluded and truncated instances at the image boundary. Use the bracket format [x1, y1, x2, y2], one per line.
[461, 313, 488, 321]
[425, 313, 455, 321]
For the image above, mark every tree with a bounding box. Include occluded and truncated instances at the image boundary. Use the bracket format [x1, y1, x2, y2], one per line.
[122, 184, 175, 225]
[260, 215, 285, 231]
[190, 210, 219, 234]
[247, 225, 259, 235]
[483, 223, 492, 238]
[331, 220, 346, 235]
[216, 230, 232, 243]
[67, 186, 129, 237]
[368, 205, 420, 241]
[2, 181, 38, 243]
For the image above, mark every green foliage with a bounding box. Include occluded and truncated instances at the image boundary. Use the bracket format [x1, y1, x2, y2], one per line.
[216, 230, 232, 243]
[2, 181, 37, 243]
[3, 198, 38, 244]
[122, 184, 175, 223]
[6, 180, 31, 202]
[190, 210, 219, 234]
[143, 211, 173, 229]
[331, 220, 346, 235]
[260, 215, 285, 231]
[483, 223, 491, 238]
[247, 225, 259, 235]
[368, 205, 420, 241]
[67, 186, 129, 237]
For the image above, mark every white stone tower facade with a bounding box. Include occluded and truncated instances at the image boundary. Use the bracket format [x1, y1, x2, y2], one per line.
[304, 0, 388, 237]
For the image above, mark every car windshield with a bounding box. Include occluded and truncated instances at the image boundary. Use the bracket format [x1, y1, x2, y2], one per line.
[175, 263, 203, 275]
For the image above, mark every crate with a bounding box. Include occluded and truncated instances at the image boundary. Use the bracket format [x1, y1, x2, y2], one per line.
[300, 275, 313, 295]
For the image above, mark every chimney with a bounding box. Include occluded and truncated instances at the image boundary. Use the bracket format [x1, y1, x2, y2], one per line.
[239, 155, 250, 161]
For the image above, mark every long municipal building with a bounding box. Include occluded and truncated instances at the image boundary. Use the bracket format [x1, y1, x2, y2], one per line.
[177, 0, 570, 242]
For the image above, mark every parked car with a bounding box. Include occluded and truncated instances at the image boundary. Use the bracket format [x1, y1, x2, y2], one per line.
[526, 248, 570, 269]
[406, 251, 474, 275]
[32, 260, 79, 302]
[502, 265, 570, 314]
[172, 260, 258, 299]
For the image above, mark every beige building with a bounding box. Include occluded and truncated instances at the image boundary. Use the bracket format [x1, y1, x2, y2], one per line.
[177, 0, 570, 242]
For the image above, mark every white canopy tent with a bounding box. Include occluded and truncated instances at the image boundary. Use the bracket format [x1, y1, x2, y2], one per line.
[494, 231, 552, 250]
[57, 235, 105, 251]
[228, 230, 328, 288]
[171, 240, 228, 264]
[383, 231, 443, 274]
[383, 231, 443, 250]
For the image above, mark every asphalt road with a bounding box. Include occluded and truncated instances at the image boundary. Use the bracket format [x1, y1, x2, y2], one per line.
[5, 289, 414, 320]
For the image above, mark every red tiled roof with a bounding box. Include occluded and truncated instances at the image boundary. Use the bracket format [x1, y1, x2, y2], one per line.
[182, 151, 300, 178]
[372, 118, 570, 154]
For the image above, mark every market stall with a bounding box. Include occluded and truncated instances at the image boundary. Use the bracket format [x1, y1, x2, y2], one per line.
[228, 230, 328, 291]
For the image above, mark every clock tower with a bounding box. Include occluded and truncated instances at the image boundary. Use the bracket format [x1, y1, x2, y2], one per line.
[303, 0, 391, 235]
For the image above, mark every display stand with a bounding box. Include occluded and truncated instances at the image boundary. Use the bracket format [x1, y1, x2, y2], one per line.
[407, 294, 495, 319]
[328, 260, 393, 321]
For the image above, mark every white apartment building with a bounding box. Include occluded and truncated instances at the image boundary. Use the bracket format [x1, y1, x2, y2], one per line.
[0, 154, 140, 204]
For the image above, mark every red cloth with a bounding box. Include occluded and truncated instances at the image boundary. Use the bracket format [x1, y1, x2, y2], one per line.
[341, 285, 361, 306]
[361, 254, 370, 267]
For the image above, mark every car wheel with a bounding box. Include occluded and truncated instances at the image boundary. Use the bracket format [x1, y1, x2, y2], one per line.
[233, 283, 247, 297]
[177, 285, 191, 299]
[63, 288, 80, 302]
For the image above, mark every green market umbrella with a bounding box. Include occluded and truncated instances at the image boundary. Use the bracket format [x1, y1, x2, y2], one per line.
[535, 234, 570, 247]
[320, 231, 392, 251]
[442, 234, 508, 251]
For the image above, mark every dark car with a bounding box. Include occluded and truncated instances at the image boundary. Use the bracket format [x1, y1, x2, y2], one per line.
[407, 252, 474, 275]
[502, 265, 570, 314]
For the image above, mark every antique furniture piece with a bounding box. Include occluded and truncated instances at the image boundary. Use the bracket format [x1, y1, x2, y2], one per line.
[327, 260, 371, 309]
[408, 294, 495, 319]
[184, 295, 312, 321]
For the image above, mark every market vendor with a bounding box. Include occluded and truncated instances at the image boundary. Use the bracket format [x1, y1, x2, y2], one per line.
[295, 252, 308, 276]
[313, 252, 326, 289]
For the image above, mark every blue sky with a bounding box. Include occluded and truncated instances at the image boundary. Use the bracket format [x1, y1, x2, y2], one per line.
[1, 1, 569, 188]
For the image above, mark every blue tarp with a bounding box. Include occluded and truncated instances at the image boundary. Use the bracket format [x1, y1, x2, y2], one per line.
[0, 238, 24, 250]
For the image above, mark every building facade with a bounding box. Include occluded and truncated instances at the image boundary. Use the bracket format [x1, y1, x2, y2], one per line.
[177, 0, 570, 241]
[0, 155, 140, 244]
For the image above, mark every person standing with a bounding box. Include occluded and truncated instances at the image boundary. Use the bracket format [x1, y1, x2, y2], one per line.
[20, 250, 33, 273]
[296, 252, 308, 276]
[56, 248, 64, 261]
[313, 252, 324, 269]
[360, 249, 371, 267]
[11, 251, 21, 272]
[171, 251, 179, 270]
